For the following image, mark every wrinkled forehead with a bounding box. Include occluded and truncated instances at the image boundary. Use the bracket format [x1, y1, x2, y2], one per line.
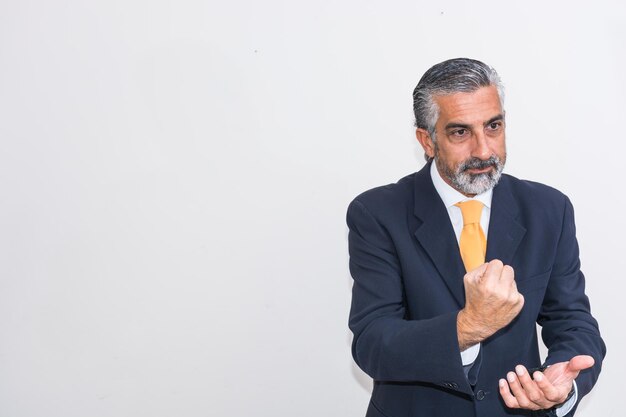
[434, 86, 504, 127]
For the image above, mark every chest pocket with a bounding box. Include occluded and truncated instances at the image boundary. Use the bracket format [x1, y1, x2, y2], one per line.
[515, 269, 551, 295]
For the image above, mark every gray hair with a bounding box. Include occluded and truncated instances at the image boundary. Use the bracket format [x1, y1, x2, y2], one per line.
[412, 58, 505, 142]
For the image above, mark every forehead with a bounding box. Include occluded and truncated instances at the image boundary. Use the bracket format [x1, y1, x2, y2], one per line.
[434, 85, 503, 126]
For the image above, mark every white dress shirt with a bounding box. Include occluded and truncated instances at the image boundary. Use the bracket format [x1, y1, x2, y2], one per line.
[429, 162, 577, 415]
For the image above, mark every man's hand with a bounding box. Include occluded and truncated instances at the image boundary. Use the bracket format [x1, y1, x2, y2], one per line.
[499, 355, 594, 411]
[457, 259, 524, 349]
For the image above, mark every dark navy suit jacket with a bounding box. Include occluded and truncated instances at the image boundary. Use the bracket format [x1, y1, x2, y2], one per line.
[347, 162, 605, 417]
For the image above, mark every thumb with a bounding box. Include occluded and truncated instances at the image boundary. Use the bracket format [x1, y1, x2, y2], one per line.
[567, 355, 595, 373]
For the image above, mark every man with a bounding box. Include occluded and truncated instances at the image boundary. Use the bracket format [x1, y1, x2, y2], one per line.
[347, 58, 605, 417]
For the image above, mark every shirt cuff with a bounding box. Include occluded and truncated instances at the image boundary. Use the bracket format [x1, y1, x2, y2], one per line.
[556, 380, 578, 417]
[460, 343, 480, 366]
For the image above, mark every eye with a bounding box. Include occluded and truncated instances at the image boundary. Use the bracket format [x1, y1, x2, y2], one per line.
[487, 121, 502, 131]
[451, 128, 468, 137]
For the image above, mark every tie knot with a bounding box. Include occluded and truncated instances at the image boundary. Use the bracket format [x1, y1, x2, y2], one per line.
[456, 200, 484, 225]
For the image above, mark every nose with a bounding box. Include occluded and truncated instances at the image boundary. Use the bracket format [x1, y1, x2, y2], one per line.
[471, 131, 491, 160]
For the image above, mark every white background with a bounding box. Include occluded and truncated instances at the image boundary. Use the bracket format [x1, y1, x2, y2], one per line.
[0, 1, 623, 416]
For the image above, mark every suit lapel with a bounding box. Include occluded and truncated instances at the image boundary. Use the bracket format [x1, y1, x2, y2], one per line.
[412, 167, 527, 307]
[413, 163, 467, 307]
[486, 176, 526, 265]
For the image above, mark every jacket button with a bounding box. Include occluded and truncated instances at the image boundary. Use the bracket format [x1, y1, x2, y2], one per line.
[476, 390, 485, 400]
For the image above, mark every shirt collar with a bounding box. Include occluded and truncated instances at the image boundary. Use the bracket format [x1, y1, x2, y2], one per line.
[430, 160, 493, 209]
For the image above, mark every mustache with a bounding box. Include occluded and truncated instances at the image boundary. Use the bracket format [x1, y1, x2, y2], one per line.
[459, 156, 500, 172]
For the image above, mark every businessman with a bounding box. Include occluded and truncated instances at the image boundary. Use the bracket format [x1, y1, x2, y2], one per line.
[347, 58, 605, 417]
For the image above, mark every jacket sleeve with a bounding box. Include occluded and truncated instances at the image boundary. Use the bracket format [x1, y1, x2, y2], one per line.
[347, 199, 473, 395]
[538, 196, 606, 409]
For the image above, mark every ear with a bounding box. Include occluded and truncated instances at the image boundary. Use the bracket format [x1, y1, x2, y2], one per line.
[415, 128, 435, 159]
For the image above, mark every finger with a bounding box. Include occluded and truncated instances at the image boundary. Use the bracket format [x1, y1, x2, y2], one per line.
[499, 378, 520, 409]
[505, 371, 540, 410]
[507, 290, 524, 315]
[533, 371, 565, 404]
[506, 372, 527, 404]
[483, 259, 504, 283]
[465, 262, 489, 283]
[567, 355, 595, 373]
[506, 277, 522, 298]
[500, 264, 515, 283]
[515, 365, 549, 408]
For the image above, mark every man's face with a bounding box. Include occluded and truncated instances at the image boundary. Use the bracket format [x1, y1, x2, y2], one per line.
[417, 85, 507, 196]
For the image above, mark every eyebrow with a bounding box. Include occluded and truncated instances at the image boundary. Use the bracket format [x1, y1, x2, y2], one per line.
[484, 114, 505, 126]
[443, 114, 505, 131]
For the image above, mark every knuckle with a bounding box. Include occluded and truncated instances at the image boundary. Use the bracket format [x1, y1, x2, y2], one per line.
[556, 393, 568, 403]
[545, 393, 559, 403]
[490, 260, 504, 273]
[507, 291, 517, 303]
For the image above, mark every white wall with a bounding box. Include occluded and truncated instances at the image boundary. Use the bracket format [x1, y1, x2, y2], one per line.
[0, 1, 623, 416]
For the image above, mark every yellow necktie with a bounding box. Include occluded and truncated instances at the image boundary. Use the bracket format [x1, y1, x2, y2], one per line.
[455, 200, 486, 272]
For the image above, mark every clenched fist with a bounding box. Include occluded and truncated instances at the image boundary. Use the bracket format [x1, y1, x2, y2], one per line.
[457, 259, 525, 350]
